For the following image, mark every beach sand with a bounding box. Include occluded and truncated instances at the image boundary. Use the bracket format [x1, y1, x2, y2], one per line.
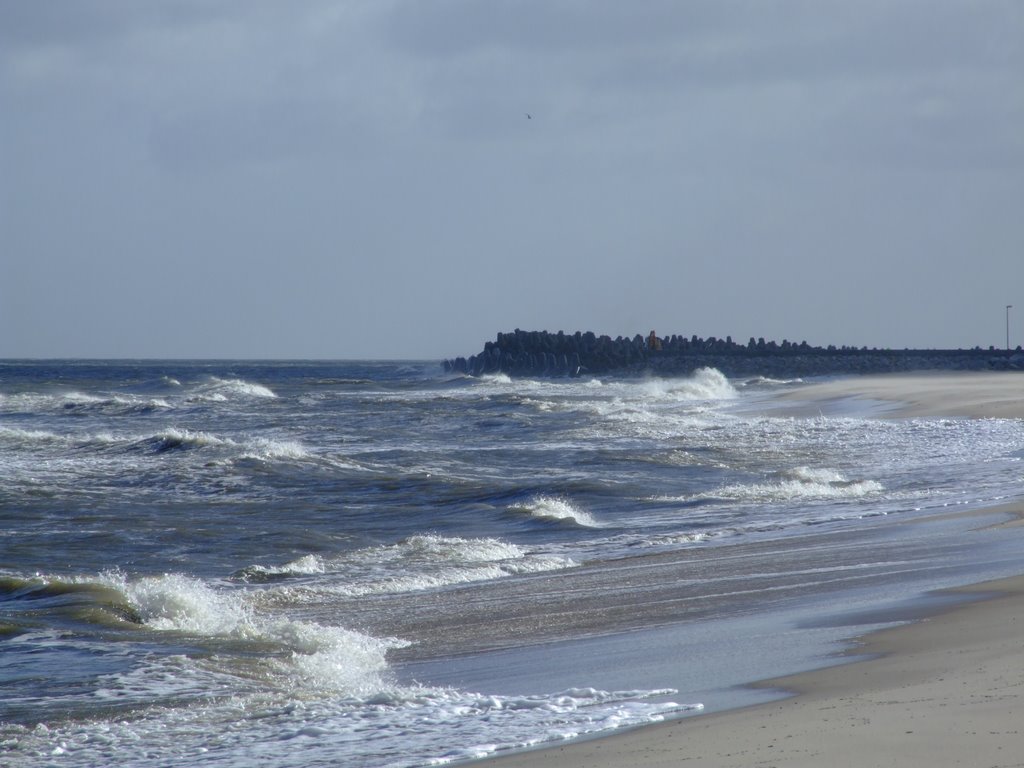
[778, 370, 1024, 419]
[481, 372, 1024, 768]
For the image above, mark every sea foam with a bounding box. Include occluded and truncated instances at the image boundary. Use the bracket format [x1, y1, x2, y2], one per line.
[98, 571, 405, 695]
[190, 377, 278, 402]
[238, 535, 577, 597]
[705, 466, 884, 503]
[634, 367, 738, 401]
[65, 570, 702, 768]
[509, 495, 601, 528]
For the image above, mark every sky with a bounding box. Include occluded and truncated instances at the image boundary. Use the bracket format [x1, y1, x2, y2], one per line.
[2, 1, 1022, 359]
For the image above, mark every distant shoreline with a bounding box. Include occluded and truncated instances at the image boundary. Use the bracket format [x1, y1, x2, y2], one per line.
[775, 370, 1024, 419]
[445, 329, 1024, 378]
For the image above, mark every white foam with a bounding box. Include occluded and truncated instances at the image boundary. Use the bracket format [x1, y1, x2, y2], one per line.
[137, 428, 311, 462]
[510, 496, 601, 528]
[3, 671, 696, 768]
[704, 466, 884, 503]
[281, 553, 326, 575]
[738, 375, 805, 388]
[3, 390, 172, 416]
[245, 535, 577, 598]
[239, 438, 311, 461]
[390, 534, 526, 563]
[627, 531, 714, 548]
[265, 620, 401, 695]
[232, 554, 326, 582]
[319, 563, 522, 597]
[480, 372, 513, 385]
[149, 427, 232, 451]
[192, 377, 278, 401]
[110, 572, 250, 635]
[61, 391, 106, 405]
[98, 571, 405, 693]
[1, 571, 703, 768]
[107, 394, 174, 412]
[0, 426, 61, 443]
[84, 431, 126, 446]
[327, 534, 577, 594]
[632, 368, 738, 402]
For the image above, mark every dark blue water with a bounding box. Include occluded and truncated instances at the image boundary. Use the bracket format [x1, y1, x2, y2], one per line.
[2, 360, 1023, 766]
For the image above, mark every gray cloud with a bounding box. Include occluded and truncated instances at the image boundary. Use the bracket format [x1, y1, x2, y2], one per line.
[2, 1, 1022, 358]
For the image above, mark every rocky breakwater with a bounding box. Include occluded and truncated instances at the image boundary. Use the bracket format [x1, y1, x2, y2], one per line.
[444, 329, 1024, 378]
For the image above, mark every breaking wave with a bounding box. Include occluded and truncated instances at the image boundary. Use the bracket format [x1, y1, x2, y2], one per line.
[132, 428, 311, 461]
[234, 534, 577, 596]
[633, 367, 738, 401]
[1, 570, 697, 768]
[0, 426, 63, 444]
[0, 391, 173, 416]
[98, 571, 404, 694]
[704, 466, 884, 503]
[188, 377, 277, 402]
[508, 495, 602, 528]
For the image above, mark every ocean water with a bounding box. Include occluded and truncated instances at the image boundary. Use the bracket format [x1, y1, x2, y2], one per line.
[2, 360, 1023, 767]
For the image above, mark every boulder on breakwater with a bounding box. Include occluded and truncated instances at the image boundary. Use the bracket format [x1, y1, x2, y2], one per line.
[443, 329, 1024, 378]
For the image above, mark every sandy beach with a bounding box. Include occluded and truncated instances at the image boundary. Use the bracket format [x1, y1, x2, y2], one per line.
[778, 370, 1024, 419]
[482, 372, 1024, 768]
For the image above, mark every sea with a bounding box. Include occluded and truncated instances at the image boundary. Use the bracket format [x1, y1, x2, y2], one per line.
[2, 360, 1023, 767]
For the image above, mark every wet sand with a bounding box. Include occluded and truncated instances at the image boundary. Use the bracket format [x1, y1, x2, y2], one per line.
[480, 372, 1024, 767]
[484, 571, 1024, 768]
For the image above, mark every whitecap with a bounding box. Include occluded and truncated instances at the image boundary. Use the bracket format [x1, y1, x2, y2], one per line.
[97, 570, 406, 694]
[508, 495, 601, 528]
[0, 426, 61, 443]
[703, 466, 884, 503]
[248, 535, 577, 598]
[393, 534, 526, 563]
[109, 571, 251, 635]
[239, 438, 311, 461]
[145, 427, 232, 453]
[234, 554, 326, 582]
[634, 367, 738, 401]
[480, 372, 513, 385]
[190, 377, 278, 401]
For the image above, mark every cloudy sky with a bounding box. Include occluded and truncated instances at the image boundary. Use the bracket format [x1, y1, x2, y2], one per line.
[2, 1, 1022, 359]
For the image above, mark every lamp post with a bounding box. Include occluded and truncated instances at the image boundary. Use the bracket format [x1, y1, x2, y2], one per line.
[1008, 305, 1014, 352]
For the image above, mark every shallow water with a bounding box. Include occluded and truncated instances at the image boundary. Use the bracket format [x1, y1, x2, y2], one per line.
[2, 361, 1022, 766]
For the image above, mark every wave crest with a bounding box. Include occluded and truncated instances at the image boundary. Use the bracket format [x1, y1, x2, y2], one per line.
[190, 377, 277, 402]
[706, 466, 883, 502]
[239, 535, 577, 597]
[131, 428, 310, 461]
[508, 495, 601, 528]
[636, 367, 738, 401]
[96, 571, 405, 696]
[143, 428, 230, 453]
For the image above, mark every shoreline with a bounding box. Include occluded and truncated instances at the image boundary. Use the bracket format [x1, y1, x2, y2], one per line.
[477, 372, 1024, 767]
[482, 568, 1024, 768]
[777, 370, 1024, 419]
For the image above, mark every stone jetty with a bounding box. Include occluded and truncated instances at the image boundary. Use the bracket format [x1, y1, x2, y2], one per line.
[444, 329, 1024, 378]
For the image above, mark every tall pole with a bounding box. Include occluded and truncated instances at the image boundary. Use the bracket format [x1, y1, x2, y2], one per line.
[1008, 305, 1014, 352]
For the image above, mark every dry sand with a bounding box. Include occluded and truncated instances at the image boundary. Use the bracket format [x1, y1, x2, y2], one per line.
[481, 373, 1024, 768]
[778, 370, 1024, 419]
